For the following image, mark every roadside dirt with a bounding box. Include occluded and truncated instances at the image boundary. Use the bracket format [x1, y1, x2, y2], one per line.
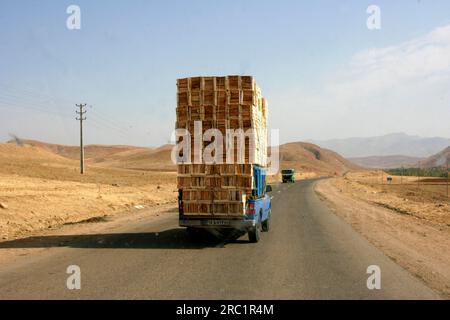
[338, 171, 450, 226]
[315, 176, 450, 298]
[0, 143, 178, 241]
[0, 173, 177, 241]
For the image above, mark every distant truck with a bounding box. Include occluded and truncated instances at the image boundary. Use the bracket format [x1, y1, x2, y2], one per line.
[281, 169, 295, 183]
[179, 165, 272, 243]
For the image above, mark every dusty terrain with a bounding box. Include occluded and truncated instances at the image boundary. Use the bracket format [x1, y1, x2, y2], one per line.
[348, 155, 425, 169]
[346, 171, 449, 221]
[0, 139, 357, 242]
[0, 143, 177, 241]
[315, 171, 450, 298]
[19, 139, 148, 161]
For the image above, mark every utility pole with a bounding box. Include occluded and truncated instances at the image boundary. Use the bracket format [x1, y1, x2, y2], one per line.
[76, 104, 87, 174]
[417, 161, 420, 189]
[447, 159, 449, 198]
[400, 165, 403, 185]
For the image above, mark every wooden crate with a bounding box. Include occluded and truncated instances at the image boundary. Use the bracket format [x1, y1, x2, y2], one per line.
[227, 75, 240, 90]
[176, 106, 189, 119]
[217, 91, 227, 107]
[228, 104, 240, 117]
[190, 77, 202, 90]
[175, 120, 187, 129]
[189, 105, 203, 121]
[216, 77, 226, 91]
[202, 77, 216, 91]
[216, 119, 228, 132]
[241, 76, 254, 90]
[203, 105, 215, 120]
[177, 91, 189, 107]
[202, 90, 216, 105]
[190, 90, 201, 106]
[182, 201, 245, 216]
[176, 78, 189, 92]
[228, 90, 242, 104]
[242, 90, 255, 105]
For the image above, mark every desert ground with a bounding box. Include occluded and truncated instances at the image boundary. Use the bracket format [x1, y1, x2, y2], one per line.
[316, 171, 450, 298]
[0, 143, 177, 241]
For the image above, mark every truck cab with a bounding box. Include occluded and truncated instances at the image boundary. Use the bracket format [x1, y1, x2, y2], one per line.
[178, 165, 272, 243]
[281, 169, 295, 183]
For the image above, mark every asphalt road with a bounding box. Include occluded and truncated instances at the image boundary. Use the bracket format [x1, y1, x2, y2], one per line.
[0, 179, 440, 299]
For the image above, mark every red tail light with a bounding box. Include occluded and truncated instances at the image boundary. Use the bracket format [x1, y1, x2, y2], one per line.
[246, 203, 256, 217]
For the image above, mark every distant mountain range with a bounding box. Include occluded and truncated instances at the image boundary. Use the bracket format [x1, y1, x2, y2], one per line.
[309, 133, 450, 158]
[422, 146, 450, 168]
[349, 146, 450, 169]
[5, 139, 358, 176]
[348, 155, 425, 169]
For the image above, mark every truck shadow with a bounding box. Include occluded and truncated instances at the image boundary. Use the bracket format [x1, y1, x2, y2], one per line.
[0, 228, 247, 250]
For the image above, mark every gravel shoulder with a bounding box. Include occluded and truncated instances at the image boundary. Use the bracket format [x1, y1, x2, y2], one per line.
[315, 178, 450, 298]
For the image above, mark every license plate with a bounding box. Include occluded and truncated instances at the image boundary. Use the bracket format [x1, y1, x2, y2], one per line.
[204, 220, 230, 226]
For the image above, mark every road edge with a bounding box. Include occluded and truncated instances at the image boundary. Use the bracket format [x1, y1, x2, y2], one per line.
[313, 178, 447, 299]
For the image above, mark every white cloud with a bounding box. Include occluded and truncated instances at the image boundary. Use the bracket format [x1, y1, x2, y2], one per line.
[333, 25, 450, 98]
[270, 24, 450, 141]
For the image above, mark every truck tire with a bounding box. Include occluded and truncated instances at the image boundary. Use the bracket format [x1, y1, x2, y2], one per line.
[262, 210, 271, 232]
[248, 226, 260, 243]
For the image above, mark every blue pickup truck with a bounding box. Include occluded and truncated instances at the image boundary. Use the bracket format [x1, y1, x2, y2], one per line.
[179, 165, 273, 243]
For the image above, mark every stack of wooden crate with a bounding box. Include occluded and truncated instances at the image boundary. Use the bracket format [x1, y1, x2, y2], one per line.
[176, 76, 268, 216]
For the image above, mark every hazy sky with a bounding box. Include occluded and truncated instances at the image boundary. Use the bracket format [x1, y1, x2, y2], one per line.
[1, 0, 449, 147]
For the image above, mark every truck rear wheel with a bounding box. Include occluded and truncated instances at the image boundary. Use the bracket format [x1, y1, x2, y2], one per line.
[248, 226, 260, 243]
[262, 211, 270, 232]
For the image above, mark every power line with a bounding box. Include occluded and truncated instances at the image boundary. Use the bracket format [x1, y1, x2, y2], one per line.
[447, 159, 449, 198]
[88, 109, 130, 135]
[0, 83, 135, 142]
[89, 107, 131, 132]
[0, 96, 130, 138]
[0, 100, 130, 142]
[0, 82, 133, 131]
[0, 98, 73, 119]
[0, 82, 74, 105]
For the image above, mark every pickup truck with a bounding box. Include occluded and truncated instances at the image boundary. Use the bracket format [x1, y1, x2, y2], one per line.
[178, 165, 273, 243]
